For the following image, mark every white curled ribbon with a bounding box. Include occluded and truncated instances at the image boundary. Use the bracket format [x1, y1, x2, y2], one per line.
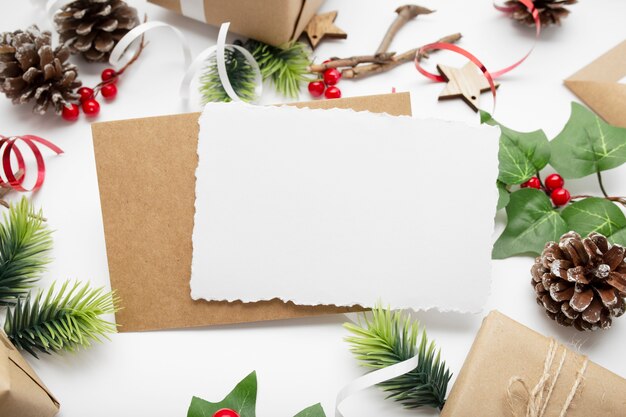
[179, 22, 262, 103]
[109, 21, 192, 69]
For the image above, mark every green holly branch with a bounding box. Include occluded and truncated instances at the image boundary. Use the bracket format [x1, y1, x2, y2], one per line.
[484, 102, 626, 259]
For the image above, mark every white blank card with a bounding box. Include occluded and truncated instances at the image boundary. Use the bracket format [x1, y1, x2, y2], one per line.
[191, 102, 499, 312]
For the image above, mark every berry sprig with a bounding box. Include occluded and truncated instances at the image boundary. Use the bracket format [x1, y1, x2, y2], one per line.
[521, 172, 570, 207]
[308, 60, 342, 100]
[62, 36, 146, 122]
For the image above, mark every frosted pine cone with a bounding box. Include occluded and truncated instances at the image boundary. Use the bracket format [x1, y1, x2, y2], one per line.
[531, 231, 626, 331]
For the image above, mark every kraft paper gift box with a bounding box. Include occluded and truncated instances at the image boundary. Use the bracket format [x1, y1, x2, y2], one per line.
[148, 0, 324, 46]
[441, 311, 626, 417]
[0, 331, 59, 417]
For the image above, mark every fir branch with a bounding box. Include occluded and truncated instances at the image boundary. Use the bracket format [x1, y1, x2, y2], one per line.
[0, 197, 52, 305]
[4, 280, 119, 358]
[344, 305, 451, 410]
[245, 40, 312, 98]
[200, 47, 258, 104]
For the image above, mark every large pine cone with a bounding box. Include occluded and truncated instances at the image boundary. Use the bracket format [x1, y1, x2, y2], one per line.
[0, 26, 81, 115]
[504, 0, 577, 26]
[532, 231, 626, 331]
[54, 0, 139, 62]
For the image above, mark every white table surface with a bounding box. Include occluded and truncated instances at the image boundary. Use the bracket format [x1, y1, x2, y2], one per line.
[2, 1, 626, 416]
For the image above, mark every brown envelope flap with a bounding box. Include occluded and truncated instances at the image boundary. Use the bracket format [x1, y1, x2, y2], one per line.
[291, 0, 325, 42]
[566, 40, 626, 82]
[564, 80, 626, 128]
[0, 331, 59, 408]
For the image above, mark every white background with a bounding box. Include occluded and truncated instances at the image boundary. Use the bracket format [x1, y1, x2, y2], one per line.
[1, 1, 626, 416]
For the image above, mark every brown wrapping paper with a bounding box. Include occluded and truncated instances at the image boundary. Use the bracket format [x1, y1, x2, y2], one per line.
[92, 93, 412, 332]
[0, 331, 59, 417]
[565, 40, 626, 128]
[148, 0, 324, 46]
[441, 311, 626, 417]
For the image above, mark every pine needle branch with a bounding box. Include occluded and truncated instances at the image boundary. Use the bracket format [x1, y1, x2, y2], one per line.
[4, 280, 119, 358]
[344, 305, 451, 410]
[0, 197, 52, 305]
[245, 40, 312, 98]
[199, 39, 313, 102]
[200, 46, 258, 104]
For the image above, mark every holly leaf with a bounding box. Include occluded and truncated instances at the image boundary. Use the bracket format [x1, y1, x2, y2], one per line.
[497, 181, 510, 210]
[294, 404, 326, 417]
[561, 197, 626, 240]
[609, 228, 626, 246]
[550, 102, 626, 179]
[188, 371, 257, 417]
[492, 188, 568, 259]
[481, 111, 550, 185]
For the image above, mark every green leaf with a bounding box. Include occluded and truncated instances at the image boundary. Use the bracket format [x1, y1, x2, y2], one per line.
[294, 404, 326, 417]
[481, 111, 550, 185]
[497, 181, 510, 210]
[550, 102, 626, 179]
[188, 371, 257, 417]
[492, 189, 568, 259]
[609, 228, 626, 246]
[561, 197, 626, 239]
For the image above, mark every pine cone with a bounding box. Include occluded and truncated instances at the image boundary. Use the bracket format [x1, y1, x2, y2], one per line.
[54, 0, 139, 63]
[504, 0, 577, 26]
[0, 26, 81, 115]
[532, 231, 626, 331]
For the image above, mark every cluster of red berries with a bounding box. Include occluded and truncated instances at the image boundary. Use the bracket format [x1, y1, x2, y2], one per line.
[308, 65, 342, 100]
[521, 173, 571, 207]
[61, 68, 119, 121]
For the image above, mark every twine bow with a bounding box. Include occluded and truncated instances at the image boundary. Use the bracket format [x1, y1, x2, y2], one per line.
[507, 339, 589, 417]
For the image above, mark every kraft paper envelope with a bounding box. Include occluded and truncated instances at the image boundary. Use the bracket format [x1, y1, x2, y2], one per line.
[92, 93, 412, 332]
[565, 40, 626, 128]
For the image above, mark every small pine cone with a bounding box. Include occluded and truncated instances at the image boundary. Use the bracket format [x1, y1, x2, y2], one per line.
[532, 231, 626, 331]
[0, 25, 81, 115]
[54, 0, 139, 63]
[504, 0, 577, 26]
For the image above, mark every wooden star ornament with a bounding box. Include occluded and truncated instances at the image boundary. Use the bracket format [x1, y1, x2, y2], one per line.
[304, 11, 347, 49]
[437, 62, 499, 112]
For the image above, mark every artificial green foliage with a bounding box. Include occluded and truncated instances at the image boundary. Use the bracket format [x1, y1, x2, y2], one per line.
[483, 103, 626, 259]
[492, 189, 568, 259]
[200, 47, 259, 104]
[550, 102, 626, 179]
[481, 111, 550, 185]
[561, 197, 626, 243]
[245, 40, 312, 98]
[0, 198, 52, 305]
[188, 371, 325, 417]
[4, 281, 119, 358]
[344, 305, 451, 410]
[199, 39, 312, 103]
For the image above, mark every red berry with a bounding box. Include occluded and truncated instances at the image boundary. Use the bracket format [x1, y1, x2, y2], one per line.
[308, 81, 325, 98]
[101, 68, 117, 83]
[521, 177, 541, 189]
[78, 87, 94, 102]
[213, 409, 239, 417]
[324, 86, 341, 99]
[323, 68, 342, 86]
[101, 83, 118, 100]
[545, 173, 564, 191]
[82, 98, 100, 117]
[551, 188, 571, 207]
[61, 103, 80, 121]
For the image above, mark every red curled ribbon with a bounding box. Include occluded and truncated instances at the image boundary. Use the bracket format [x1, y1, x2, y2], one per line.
[0, 135, 64, 192]
[414, 0, 540, 111]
